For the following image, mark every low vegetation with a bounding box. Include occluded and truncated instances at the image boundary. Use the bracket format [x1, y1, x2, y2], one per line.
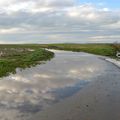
[0, 46, 54, 77]
[39, 43, 120, 58]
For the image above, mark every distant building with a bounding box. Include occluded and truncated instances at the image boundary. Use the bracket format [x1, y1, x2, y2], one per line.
[116, 51, 120, 58]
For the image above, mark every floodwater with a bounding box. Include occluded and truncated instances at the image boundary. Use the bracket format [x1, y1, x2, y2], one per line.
[0, 50, 119, 120]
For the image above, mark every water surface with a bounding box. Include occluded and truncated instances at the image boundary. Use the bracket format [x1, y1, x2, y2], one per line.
[0, 50, 116, 120]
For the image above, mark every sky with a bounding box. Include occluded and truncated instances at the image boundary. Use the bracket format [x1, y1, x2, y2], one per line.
[0, 0, 120, 44]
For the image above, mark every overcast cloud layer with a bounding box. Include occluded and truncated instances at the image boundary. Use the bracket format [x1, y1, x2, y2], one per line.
[0, 0, 120, 43]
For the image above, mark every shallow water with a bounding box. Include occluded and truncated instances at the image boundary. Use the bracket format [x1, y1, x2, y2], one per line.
[0, 50, 117, 120]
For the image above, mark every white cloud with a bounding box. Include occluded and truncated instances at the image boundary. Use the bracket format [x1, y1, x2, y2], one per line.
[0, 28, 25, 34]
[0, 0, 119, 43]
[67, 5, 100, 21]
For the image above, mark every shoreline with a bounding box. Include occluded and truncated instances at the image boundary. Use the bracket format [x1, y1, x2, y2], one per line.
[105, 58, 120, 68]
[0, 49, 54, 78]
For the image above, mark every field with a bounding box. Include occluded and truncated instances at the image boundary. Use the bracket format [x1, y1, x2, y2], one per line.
[0, 43, 120, 78]
[0, 45, 54, 77]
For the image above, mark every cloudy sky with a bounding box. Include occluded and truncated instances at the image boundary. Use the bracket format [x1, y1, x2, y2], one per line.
[0, 0, 120, 44]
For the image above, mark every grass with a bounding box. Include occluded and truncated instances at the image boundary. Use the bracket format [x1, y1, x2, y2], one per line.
[38, 43, 120, 58]
[0, 47, 54, 77]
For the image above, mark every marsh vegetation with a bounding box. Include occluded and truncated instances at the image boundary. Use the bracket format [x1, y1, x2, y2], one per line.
[0, 45, 54, 77]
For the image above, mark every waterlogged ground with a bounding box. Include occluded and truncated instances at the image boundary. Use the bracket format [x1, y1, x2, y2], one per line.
[0, 50, 119, 120]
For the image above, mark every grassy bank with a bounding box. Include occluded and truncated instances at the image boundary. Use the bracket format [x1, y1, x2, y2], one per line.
[0, 43, 120, 77]
[38, 44, 120, 58]
[0, 48, 54, 77]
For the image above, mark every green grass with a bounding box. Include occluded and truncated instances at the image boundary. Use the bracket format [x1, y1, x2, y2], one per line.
[38, 43, 119, 58]
[0, 48, 54, 77]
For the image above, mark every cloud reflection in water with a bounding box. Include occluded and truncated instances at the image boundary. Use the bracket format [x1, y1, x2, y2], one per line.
[0, 50, 108, 120]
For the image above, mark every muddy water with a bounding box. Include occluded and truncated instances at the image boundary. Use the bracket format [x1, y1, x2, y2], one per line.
[0, 50, 116, 120]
